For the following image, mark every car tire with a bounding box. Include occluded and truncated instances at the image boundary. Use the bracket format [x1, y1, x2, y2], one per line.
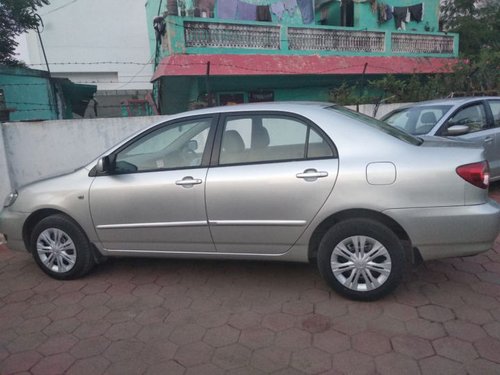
[317, 218, 405, 301]
[30, 214, 95, 280]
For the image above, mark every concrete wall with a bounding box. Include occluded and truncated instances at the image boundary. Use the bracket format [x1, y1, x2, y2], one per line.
[0, 127, 12, 205]
[1, 115, 167, 190]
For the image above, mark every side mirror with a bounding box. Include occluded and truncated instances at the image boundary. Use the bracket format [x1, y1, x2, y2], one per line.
[95, 156, 112, 174]
[446, 125, 470, 136]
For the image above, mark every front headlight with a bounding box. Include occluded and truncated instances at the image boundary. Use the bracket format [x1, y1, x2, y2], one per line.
[3, 191, 18, 207]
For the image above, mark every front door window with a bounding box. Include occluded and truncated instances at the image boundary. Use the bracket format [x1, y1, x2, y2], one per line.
[114, 118, 212, 173]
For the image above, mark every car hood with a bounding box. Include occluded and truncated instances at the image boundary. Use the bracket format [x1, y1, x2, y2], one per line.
[17, 167, 86, 192]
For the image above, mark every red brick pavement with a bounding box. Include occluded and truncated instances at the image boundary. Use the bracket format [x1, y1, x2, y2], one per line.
[1, 183, 499, 374]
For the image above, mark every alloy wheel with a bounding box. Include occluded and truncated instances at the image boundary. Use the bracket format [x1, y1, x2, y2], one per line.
[36, 228, 77, 273]
[330, 235, 392, 292]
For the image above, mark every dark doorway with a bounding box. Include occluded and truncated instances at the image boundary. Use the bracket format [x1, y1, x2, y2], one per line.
[341, 0, 354, 27]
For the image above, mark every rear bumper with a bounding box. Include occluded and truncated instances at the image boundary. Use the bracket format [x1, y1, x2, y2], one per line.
[384, 200, 500, 261]
[0, 209, 29, 252]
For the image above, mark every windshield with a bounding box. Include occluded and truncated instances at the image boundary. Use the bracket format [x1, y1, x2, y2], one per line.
[328, 105, 423, 146]
[382, 105, 452, 135]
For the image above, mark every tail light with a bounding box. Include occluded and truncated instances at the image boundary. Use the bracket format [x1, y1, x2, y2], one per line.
[456, 161, 490, 189]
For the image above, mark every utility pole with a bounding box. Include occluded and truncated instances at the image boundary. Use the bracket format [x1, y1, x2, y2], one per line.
[34, 13, 60, 119]
[35, 14, 51, 75]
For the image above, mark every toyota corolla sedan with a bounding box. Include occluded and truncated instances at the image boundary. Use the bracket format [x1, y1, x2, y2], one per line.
[382, 97, 500, 181]
[1, 103, 499, 300]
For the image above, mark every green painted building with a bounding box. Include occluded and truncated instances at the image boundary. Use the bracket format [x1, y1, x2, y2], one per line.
[0, 65, 96, 122]
[145, 0, 459, 114]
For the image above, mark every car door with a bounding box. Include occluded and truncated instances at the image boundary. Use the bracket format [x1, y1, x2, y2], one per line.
[439, 101, 496, 169]
[89, 116, 217, 253]
[205, 112, 339, 254]
[486, 99, 500, 180]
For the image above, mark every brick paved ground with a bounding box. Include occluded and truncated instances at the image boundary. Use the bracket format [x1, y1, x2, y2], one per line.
[1, 183, 500, 375]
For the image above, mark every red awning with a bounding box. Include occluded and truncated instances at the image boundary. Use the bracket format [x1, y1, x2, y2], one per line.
[152, 54, 458, 81]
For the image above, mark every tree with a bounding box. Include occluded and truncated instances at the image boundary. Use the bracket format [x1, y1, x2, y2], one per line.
[439, 0, 499, 94]
[441, 0, 500, 57]
[0, 0, 49, 65]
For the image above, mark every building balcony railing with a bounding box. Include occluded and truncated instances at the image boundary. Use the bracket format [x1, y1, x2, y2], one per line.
[165, 17, 458, 58]
[288, 27, 386, 53]
[391, 33, 455, 54]
[184, 21, 281, 50]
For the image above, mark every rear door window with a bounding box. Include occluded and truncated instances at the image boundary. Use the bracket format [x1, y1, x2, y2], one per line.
[219, 114, 334, 165]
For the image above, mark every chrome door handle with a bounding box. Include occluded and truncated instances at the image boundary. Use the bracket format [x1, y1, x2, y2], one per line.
[484, 136, 494, 144]
[175, 177, 202, 186]
[296, 169, 328, 179]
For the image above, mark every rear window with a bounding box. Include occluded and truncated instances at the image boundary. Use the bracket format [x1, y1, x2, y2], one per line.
[327, 105, 423, 146]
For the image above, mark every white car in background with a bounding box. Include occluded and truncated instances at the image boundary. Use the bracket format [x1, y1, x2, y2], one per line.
[382, 97, 500, 181]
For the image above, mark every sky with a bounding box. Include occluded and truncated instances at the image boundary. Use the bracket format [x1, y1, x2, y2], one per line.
[14, 34, 30, 64]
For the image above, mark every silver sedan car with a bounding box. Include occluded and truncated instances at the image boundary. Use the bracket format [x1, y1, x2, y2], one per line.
[382, 97, 500, 181]
[1, 103, 499, 300]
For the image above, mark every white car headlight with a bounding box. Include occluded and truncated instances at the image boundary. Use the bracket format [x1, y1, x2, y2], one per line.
[3, 191, 18, 207]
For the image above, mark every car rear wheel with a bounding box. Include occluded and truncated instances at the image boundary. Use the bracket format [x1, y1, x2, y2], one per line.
[317, 218, 405, 301]
[30, 214, 95, 280]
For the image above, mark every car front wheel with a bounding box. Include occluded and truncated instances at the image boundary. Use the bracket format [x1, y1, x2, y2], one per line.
[30, 214, 95, 280]
[317, 218, 405, 301]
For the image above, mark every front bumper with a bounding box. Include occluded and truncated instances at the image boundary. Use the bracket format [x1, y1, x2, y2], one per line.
[0, 209, 30, 252]
[384, 200, 500, 261]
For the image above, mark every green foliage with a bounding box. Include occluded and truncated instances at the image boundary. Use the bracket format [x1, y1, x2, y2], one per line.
[329, 82, 358, 106]
[368, 74, 447, 103]
[330, 75, 432, 105]
[0, 0, 49, 65]
[432, 49, 500, 95]
[369, 76, 407, 102]
[330, 49, 499, 105]
[384, 58, 496, 100]
[441, 0, 500, 57]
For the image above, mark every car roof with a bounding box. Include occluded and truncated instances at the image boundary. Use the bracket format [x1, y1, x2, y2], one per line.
[394, 96, 499, 109]
[168, 102, 333, 118]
